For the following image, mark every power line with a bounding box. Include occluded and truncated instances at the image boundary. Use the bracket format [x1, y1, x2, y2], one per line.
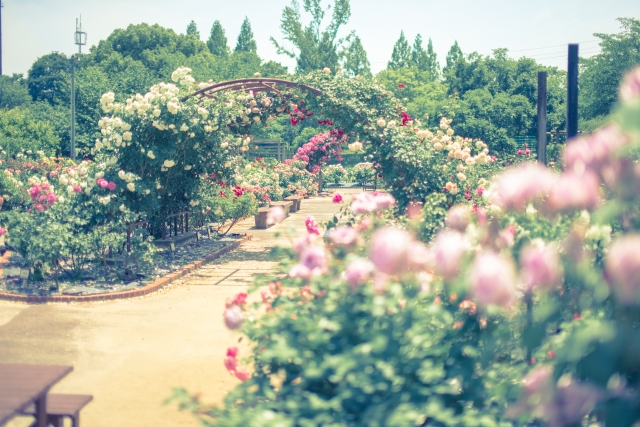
[503, 39, 599, 53]
[525, 47, 601, 60]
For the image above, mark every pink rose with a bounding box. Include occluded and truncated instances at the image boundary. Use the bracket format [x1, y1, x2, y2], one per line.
[433, 230, 468, 280]
[520, 242, 562, 291]
[299, 245, 327, 272]
[73, 186, 82, 193]
[330, 226, 358, 246]
[267, 206, 285, 225]
[224, 305, 244, 330]
[0, 228, 6, 236]
[605, 234, 640, 304]
[446, 205, 471, 231]
[373, 192, 396, 210]
[332, 193, 343, 203]
[490, 164, 558, 210]
[546, 172, 600, 212]
[47, 193, 56, 204]
[351, 193, 378, 214]
[235, 368, 251, 382]
[107, 182, 116, 191]
[293, 234, 316, 254]
[305, 215, 320, 235]
[224, 356, 237, 373]
[470, 251, 517, 309]
[98, 179, 109, 189]
[289, 264, 312, 279]
[345, 258, 375, 289]
[368, 227, 413, 275]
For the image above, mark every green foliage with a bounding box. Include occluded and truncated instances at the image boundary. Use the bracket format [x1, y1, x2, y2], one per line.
[0, 108, 60, 156]
[195, 181, 258, 235]
[0, 74, 32, 109]
[27, 52, 69, 105]
[387, 31, 412, 70]
[271, 0, 352, 73]
[341, 34, 371, 77]
[580, 18, 640, 121]
[235, 17, 258, 54]
[186, 20, 200, 39]
[207, 20, 230, 57]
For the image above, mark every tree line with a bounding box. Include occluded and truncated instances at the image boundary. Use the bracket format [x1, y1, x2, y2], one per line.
[0, 0, 637, 157]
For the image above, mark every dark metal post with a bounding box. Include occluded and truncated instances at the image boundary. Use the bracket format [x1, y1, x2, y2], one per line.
[0, 2, 4, 75]
[537, 71, 547, 165]
[567, 44, 579, 139]
[70, 56, 76, 159]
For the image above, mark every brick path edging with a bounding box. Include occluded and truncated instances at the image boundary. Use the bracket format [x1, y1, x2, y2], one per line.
[0, 234, 253, 304]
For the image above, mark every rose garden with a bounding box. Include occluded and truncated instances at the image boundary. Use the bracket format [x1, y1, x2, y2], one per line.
[2, 6, 640, 427]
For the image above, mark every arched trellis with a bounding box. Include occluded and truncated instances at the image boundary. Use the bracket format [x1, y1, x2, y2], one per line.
[181, 78, 323, 102]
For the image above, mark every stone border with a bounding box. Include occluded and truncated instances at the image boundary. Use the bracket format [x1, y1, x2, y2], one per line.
[0, 234, 253, 304]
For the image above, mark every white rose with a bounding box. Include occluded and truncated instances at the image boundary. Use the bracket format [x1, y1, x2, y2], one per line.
[163, 160, 175, 168]
[119, 204, 126, 212]
[377, 118, 386, 127]
[147, 151, 156, 159]
[123, 131, 132, 141]
[322, 67, 331, 74]
[245, 164, 252, 170]
[220, 142, 229, 149]
[153, 109, 161, 117]
[144, 189, 151, 194]
[180, 123, 189, 132]
[127, 183, 135, 192]
[184, 165, 192, 170]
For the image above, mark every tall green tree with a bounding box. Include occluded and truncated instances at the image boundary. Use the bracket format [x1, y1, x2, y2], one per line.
[207, 21, 230, 57]
[27, 52, 70, 105]
[342, 33, 371, 77]
[581, 17, 640, 121]
[0, 75, 32, 109]
[235, 17, 258, 54]
[387, 31, 412, 70]
[271, 0, 352, 74]
[411, 34, 429, 71]
[186, 20, 200, 39]
[425, 38, 440, 80]
[443, 40, 463, 81]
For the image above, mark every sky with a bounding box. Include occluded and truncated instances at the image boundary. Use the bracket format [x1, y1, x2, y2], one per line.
[2, 0, 639, 77]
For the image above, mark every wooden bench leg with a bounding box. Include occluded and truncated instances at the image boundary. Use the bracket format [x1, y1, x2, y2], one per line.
[49, 415, 64, 427]
[72, 414, 80, 427]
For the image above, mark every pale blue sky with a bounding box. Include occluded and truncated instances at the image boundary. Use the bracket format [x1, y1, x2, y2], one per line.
[2, 0, 639, 76]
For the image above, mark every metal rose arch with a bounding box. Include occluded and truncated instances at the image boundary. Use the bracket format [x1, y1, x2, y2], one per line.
[181, 78, 323, 102]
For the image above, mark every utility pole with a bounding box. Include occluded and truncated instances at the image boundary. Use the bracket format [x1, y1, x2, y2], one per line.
[567, 44, 579, 140]
[71, 16, 87, 160]
[537, 72, 547, 166]
[1, 2, 4, 75]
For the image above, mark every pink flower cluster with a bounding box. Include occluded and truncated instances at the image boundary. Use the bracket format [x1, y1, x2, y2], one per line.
[289, 241, 328, 280]
[96, 178, 117, 191]
[305, 215, 320, 235]
[224, 347, 250, 382]
[292, 133, 345, 173]
[28, 183, 57, 213]
[351, 192, 396, 215]
[224, 292, 247, 330]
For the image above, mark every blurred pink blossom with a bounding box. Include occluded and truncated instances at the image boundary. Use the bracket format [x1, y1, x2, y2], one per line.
[433, 230, 469, 280]
[620, 66, 640, 103]
[224, 356, 238, 373]
[520, 242, 563, 291]
[299, 245, 327, 272]
[345, 258, 375, 289]
[470, 251, 517, 309]
[406, 241, 434, 271]
[446, 205, 471, 231]
[224, 305, 244, 330]
[368, 227, 413, 275]
[565, 126, 624, 177]
[605, 234, 640, 304]
[305, 215, 320, 235]
[490, 164, 558, 210]
[289, 264, 312, 279]
[546, 172, 600, 212]
[330, 226, 358, 246]
[234, 368, 251, 382]
[267, 206, 285, 225]
[293, 234, 316, 253]
[332, 193, 343, 203]
[351, 193, 378, 214]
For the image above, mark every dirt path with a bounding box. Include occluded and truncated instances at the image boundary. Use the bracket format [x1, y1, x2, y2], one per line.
[0, 189, 357, 427]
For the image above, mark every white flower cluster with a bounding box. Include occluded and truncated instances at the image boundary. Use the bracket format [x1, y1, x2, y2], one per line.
[171, 67, 195, 86]
[430, 118, 490, 165]
[100, 92, 116, 112]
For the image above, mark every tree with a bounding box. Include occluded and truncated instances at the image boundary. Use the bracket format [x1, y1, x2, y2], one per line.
[235, 17, 257, 54]
[342, 34, 371, 77]
[27, 52, 70, 105]
[443, 40, 463, 82]
[425, 38, 440, 81]
[387, 31, 412, 70]
[0, 75, 32, 109]
[411, 34, 429, 72]
[0, 107, 61, 156]
[581, 17, 640, 121]
[271, 0, 352, 74]
[186, 20, 200, 39]
[207, 21, 230, 57]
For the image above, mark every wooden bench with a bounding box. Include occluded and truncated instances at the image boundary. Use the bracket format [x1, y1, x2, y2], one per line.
[269, 201, 293, 217]
[254, 207, 272, 229]
[23, 394, 93, 427]
[284, 195, 303, 212]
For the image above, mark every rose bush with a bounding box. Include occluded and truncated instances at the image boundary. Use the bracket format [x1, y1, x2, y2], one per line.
[171, 68, 640, 427]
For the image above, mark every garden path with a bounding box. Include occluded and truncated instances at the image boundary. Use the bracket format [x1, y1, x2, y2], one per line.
[0, 188, 360, 427]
